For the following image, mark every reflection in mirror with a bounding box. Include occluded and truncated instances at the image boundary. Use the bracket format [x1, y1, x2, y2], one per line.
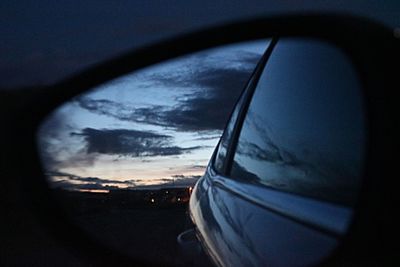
[231, 39, 366, 207]
[37, 40, 268, 265]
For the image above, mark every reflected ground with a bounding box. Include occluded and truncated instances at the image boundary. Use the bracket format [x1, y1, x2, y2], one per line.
[56, 187, 193, 266]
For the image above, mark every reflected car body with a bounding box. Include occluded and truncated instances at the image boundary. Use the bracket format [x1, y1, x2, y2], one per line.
[190, 168, 351, 267]
[188, 37, 366, 267]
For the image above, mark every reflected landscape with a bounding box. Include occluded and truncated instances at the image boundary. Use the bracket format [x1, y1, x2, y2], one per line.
[54, 187, 192, 265]
[37, 40, 267, 265]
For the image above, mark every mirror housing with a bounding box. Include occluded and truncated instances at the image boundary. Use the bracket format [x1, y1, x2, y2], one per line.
[2, 14, 398, 266]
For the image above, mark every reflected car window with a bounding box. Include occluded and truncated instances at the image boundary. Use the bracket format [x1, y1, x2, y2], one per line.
[230, 39, 366, 206]
[213, 77, 251, 174]
[213, 40, 271, 174]
[214, 96, 241, 173]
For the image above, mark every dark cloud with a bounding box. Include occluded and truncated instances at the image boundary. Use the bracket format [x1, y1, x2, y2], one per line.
[47, 171, 200, 191]
[135, 174, 201, 189]
[37, 110, 95, 171]
[48, 171, 135, 191]
[53, 181, 119, 191]
[72, 128, 202, 157]
[167, 174, 201, 186]
[76, 51, 262, 132]
[169, 164, 207, 173]
[49, 171, 136, 184]
[192, 135, 221, 141]
[38, 49, 262, 173]
[155, 66, 255, 132]
[191, 165, 207, 169]
[76, 98, 119, 116]
[142, 50, 262, 89]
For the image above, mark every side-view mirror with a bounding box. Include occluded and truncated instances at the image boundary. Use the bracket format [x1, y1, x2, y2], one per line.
[5, 14, 398, 267]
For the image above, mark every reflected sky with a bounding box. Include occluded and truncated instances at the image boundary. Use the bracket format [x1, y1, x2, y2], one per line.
[231, 39, 366, 205]
[38, 40, 268, 191]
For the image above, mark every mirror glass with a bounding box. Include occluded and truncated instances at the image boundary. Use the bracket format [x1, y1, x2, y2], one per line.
[231, 38, 366, 206]
[37, 40, 269, 265]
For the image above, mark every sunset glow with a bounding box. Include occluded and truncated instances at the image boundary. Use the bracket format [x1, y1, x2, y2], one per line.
[38, 40, 268, 191]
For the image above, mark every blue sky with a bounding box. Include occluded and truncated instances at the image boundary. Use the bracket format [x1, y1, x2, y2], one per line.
[38, 40, 269, 191]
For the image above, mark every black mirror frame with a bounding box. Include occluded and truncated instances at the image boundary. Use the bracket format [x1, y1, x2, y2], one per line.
[2, 13, 398, 266]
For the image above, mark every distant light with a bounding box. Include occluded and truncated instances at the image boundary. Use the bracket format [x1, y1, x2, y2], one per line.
[151, 198, 155, 203]
[78, 189, 110, 194]
[177, 198, 181, 201]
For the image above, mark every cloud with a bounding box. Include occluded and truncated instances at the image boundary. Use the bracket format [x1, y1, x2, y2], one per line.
[52, 180, 120, 191]
[49, 171, 136, 184]
[151, 66, 255, 132]
[190, 164, 207, 169]
[48, 171, 135, 191]
[142, 50, 261, 89]
[47, 171, 200, 191]
[38, 48, 262, 174]
[76, 50, 262, 132]
[168, 174, 202, 186]
[134, 174, 201, 189]
[72, 127, 202, 157]
[37, 110, 97, 171]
